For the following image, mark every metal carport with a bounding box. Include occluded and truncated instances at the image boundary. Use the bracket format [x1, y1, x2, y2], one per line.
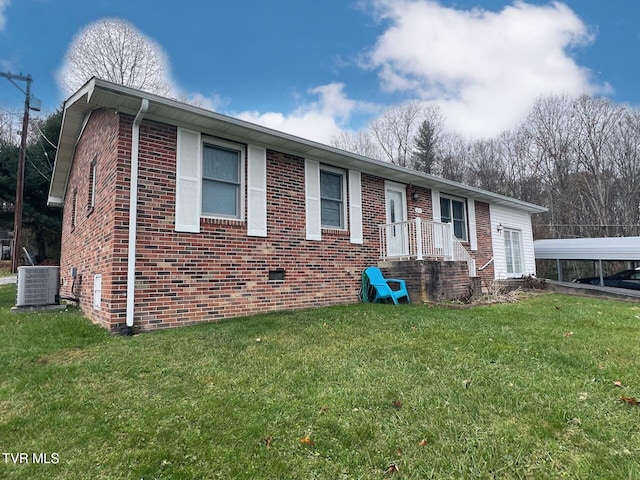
[534, 236, 640, 284]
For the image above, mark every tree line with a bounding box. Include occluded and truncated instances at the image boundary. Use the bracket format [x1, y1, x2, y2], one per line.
[332, 95, 640, 240]
[2, 10, 637, 267]
[0, 110, 62, 260]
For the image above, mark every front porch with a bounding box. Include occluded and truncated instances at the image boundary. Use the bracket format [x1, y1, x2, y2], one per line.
[378, 218, 481, 303]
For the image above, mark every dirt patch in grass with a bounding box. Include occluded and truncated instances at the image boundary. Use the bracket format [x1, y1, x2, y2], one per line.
[36, 347, 93, 366]
[0, 260, 12, 277]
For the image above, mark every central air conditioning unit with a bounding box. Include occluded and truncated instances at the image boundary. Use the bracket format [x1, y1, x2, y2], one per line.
[16, 266, 60, 307]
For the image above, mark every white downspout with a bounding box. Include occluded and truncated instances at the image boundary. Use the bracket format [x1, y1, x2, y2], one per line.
[125, 98, 149, 332]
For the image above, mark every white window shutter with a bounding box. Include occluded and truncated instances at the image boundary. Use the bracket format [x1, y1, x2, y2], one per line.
[468, 198, 478, 250]
[175, 128, 201, 233]
[348, 170, 363, 244]
[431, 190, 441, 222]
[247, 145, 267, 237]
[305, 159, 322, 241]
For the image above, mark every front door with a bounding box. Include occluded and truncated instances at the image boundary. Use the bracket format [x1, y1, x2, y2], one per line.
[385, 185, 407, 257]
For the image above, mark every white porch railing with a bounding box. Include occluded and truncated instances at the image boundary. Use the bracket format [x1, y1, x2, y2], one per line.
[378, 218, 477, 277]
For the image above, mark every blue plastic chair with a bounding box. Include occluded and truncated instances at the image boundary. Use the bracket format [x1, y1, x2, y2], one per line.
[361, 266, 410, 304]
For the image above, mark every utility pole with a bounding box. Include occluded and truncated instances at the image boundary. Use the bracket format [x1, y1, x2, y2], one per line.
[0, 72, 39, 273]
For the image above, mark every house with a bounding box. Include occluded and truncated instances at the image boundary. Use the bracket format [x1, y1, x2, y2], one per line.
[48, 78, 546, 332]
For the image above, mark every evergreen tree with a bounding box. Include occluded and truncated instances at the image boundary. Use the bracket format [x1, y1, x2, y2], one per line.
[411, 119, 440, 174]
[0, 110, 63, 261]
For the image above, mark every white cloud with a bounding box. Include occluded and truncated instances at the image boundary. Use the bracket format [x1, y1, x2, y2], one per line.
[0, 0, 9, 31]
[364, 0, 610, 138]
[235, 83, 376, 144]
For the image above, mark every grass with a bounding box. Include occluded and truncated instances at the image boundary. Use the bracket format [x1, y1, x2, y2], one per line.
[0, 260, 13, 277]
[1, 284, 640, 479]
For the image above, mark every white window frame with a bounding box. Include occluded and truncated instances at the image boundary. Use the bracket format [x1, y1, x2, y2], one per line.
[201, 136, 246, 221]
[320, 165, 347, 230]
[440, 195, 468, 242]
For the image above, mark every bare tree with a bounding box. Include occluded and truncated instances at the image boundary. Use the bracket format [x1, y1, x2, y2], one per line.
[57, 18, 173, 98]
[438, 132, 470, 183]
[570, 95, 624, 236]
[368, 101, 423, 167]
[331, 130, 384, 160]
[611, 108, 640, 236]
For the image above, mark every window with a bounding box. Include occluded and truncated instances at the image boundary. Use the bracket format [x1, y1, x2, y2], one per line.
[202, 140, 243, 219]
[320, 167, 345, 229]
[87, 159, 97, 212]
[440, 196, 467, 240]
[504, 228, 523, 275]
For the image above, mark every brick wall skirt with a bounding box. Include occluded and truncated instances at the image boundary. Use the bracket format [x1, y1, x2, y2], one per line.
[381, 260, 481, 303]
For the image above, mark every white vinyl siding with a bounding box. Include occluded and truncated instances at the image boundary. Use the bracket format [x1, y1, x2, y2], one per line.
[490, 204, 537, 279]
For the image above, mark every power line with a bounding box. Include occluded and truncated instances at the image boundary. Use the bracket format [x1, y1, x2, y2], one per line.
[32, 121, 57, 149]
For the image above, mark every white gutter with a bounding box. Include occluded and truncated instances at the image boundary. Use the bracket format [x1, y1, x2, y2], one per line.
[125, 98, 149, 330]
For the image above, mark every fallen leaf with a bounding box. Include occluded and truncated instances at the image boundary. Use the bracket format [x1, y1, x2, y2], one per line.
[419, 439, 428, 447]
[300, 436, 315, 446]
[621, 396, 640, 406]
[392, 400, 403, 409]
[385, 463, 400, 474]
[563, 331, 574, 337]
[396, 447, 402, 456]
[614, 380, 624, 388]
[264, 436, 273, 449]
[318, 405, 329, 415]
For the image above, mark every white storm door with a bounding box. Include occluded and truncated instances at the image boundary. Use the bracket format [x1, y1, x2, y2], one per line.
[385, 185, 408, 257]
[504, 228, 523, 275]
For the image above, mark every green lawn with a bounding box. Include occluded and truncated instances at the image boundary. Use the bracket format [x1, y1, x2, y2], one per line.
[1, 284, 640, 479]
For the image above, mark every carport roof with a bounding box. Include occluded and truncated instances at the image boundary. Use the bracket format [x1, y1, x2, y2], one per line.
[534, 236, 640, 261]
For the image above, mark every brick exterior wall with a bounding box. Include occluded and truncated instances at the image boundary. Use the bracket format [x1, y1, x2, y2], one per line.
[58, 109, 125, 329]
[473, 201, 496, 289]
[381, 260, 482, 303]
[58, 111, 498, 332]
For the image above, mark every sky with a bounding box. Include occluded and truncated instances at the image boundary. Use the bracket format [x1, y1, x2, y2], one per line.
[0, 0, 639, 143]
